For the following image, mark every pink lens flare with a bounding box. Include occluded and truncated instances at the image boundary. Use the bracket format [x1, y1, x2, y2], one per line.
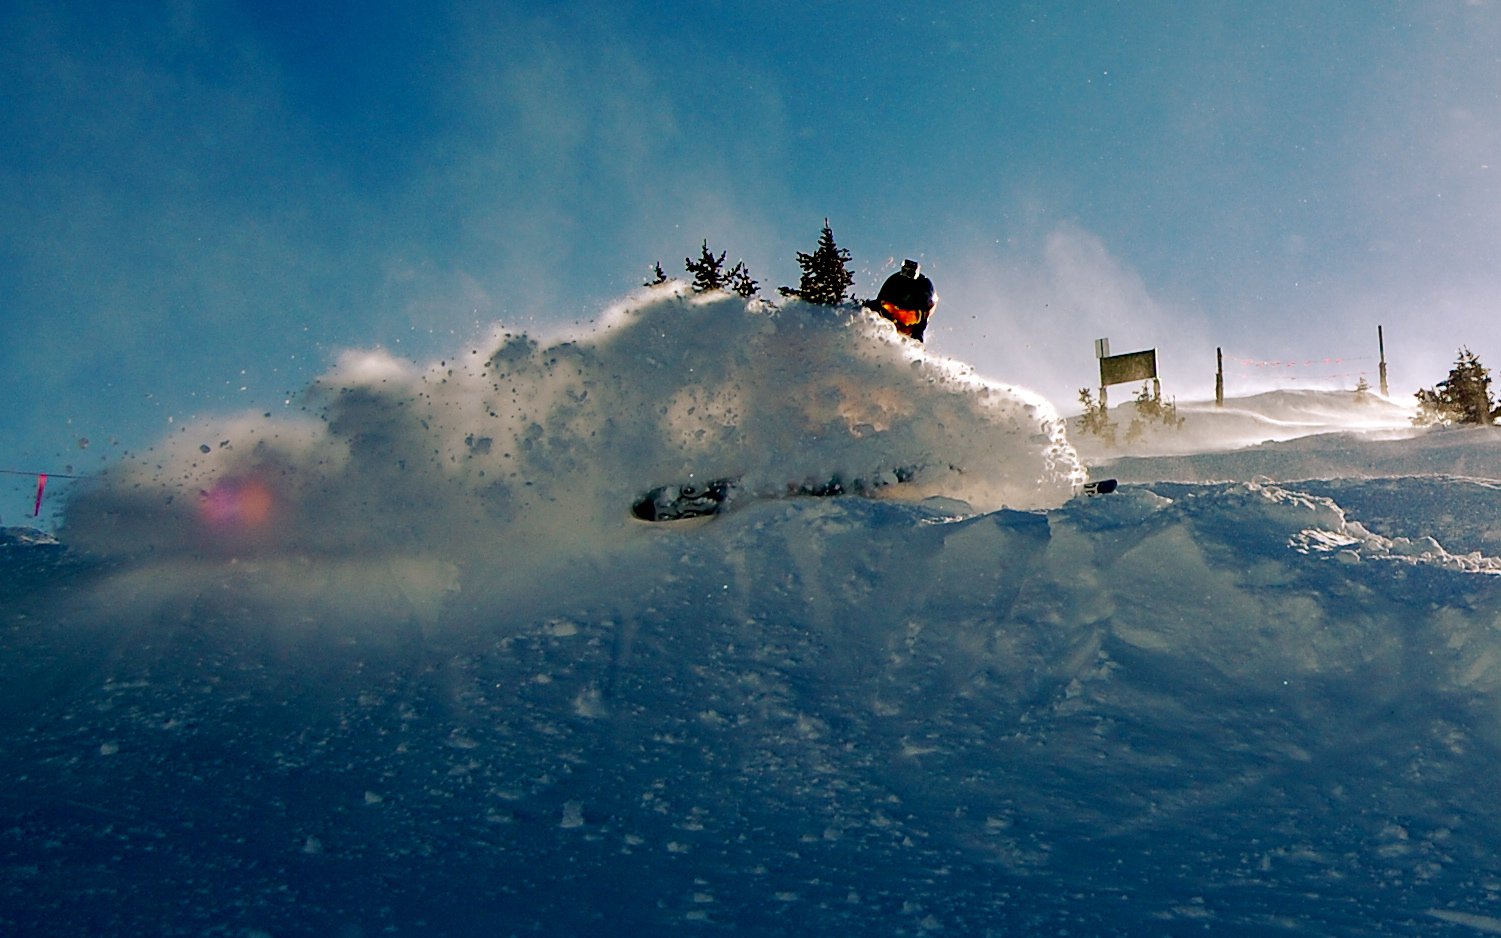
[198, 477, 277, 530]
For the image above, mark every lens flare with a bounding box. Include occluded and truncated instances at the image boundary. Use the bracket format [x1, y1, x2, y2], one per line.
[199, 477, 276, 531]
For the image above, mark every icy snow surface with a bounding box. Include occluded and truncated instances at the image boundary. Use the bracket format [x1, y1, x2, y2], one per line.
[6, 292, 1501, 935]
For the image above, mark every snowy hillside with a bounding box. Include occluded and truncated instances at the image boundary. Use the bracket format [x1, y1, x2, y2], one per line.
[6, 294, 1501, 935]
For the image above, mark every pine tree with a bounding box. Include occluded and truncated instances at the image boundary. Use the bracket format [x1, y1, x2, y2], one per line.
[1415, 347, 1498, 425]
[779, 219, 854, 306]
[726, 261, 759, 298]
[684, 241, 727, 293]
[1077, 388, 1117, 446]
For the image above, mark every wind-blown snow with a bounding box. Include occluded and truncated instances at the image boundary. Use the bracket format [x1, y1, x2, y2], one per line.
[6, 293, 1501, 935]
[57, 290, 1080, 618]
[1072, 387, 1422, 460]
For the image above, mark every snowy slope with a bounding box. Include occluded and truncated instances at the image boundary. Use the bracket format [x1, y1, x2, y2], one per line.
[5, 294, 1501, 935]
[1071, 386, 1501, 487]
[1072, 387, 1421, 461]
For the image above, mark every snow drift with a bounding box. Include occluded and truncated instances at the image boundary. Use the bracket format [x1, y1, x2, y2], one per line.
[9, 293, 1501, 935]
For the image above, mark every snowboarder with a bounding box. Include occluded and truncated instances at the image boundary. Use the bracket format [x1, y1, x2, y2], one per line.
[866, 259, 936, 342]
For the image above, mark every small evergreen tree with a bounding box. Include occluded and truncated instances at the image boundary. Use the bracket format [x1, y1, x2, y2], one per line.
[685, 241, 728, 293]
[726, 261, 759, 298]
[1415, 347, 1498, 426]
[1124, 384, 1183, 442]
[644, 261, 668, 287]
[1078, 384, 1183, 447]
[779, 219, 854, 306]
[1132, 382, 1183, 427]
[1077, 388, 1117, 446]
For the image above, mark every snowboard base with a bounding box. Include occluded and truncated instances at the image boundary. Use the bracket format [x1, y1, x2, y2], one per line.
[1080, 478, 1118, 497]
[630, 471, 910, 523]
[633, 476, 1117, 522]
[631, 479, 736, 522]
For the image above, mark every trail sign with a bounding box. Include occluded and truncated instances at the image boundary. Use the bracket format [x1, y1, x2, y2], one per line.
[1099, 348, 1158, 388]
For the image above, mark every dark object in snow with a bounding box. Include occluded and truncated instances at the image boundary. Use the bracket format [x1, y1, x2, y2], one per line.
[864, 259, 936, 342]
[1080, 478, 1118, 497]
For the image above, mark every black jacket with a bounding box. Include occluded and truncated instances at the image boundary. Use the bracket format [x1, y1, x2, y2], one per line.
[870, 270, 936, 341]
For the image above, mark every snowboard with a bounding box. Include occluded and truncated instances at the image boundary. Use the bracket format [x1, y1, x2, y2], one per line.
[631, 471, 912, 523]
[632, 474, 1118, 522]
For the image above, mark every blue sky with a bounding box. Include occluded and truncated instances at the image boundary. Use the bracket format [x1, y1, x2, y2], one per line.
[5, 0, 1501, 517]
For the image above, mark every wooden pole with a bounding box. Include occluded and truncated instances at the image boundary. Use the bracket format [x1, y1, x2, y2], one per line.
[1378, 325, 1389, 397]
[1096, 338, 1108, 410]
[1215, 347, 1224, 407]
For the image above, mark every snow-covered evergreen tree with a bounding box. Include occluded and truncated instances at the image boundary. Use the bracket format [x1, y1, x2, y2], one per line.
[685, 241, 727, 293]
[779, 219, 854, 306]
[1416, 347, 1498, 425]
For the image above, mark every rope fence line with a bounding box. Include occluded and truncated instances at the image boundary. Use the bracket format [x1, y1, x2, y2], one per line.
[1219, 351, 1379, 388]
[1226, 354, 1370, 368]
[1, 469, 85, 519]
